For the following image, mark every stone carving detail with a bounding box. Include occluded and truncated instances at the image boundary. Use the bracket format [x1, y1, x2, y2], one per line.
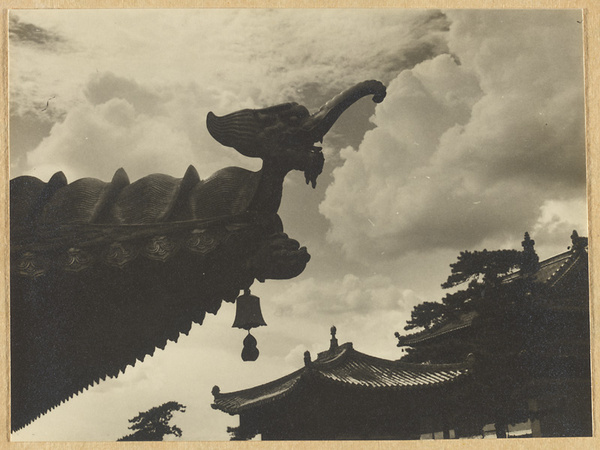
[103, 242, 139, 268]
[62, 248, 94, 272]
[9, 81, 387, 432]
[142, 236, 179, 262]
[186, 229, 224, 255]
[15, 252, 47, 278]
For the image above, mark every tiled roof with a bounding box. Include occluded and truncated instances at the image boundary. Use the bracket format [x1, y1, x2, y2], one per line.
[396, 311, 478, 347]
[211, 369, 304, 415]
[503, 246, 588, 288]
[396, 243, 588, 347]
[212, 343, 472, 415]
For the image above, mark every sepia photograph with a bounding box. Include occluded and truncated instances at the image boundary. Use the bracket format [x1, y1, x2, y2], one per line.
[7, 7, 592, 442]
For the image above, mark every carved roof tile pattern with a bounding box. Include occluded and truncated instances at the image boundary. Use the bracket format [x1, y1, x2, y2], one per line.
[212, 343, 471, 415]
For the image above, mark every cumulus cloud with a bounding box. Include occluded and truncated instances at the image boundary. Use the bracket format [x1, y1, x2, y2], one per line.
[528, 198, 588, 257]
[228, 9, 451, 107]
[249, 274, 424, 362]
[10, 9, 451, 180]
[320, 10, 586, 261]
[24, 72, 259, 182]
[270, 273, 421, 318]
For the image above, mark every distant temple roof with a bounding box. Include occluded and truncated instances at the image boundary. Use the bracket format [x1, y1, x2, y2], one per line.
[212, 328, 473, 415]
[396, 233, 588, 347]
[396, 311, 479, 347]
[503, 240, 588, 288]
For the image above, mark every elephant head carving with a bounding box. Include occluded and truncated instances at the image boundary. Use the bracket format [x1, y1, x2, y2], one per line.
[10, 80, 387, 432]
[207, 80, 386, 189]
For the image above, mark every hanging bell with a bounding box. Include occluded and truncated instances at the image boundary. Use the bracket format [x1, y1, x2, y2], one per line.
[232, 290, 267, 330]
[233, 289, 267, 362]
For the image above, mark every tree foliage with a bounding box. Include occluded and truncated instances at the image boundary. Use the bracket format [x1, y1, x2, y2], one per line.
[398, 234, 572, 434]
[404, 301, 446, 331]
[404, 249, 525, 331]
[118, 401, 186, 441]
[227, 425, 258, 441]
[442, 249, 523, 289]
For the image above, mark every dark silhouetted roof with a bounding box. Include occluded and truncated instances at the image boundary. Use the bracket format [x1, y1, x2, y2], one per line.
[396, 242, 588, 347]
[396, 311, 479, 347]
[212, 342, 472, 415]
[503, 245, 588, 288]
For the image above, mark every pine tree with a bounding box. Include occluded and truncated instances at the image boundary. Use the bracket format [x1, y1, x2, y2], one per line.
[404, 248, 524, 332]
[118, 401, 186, 441]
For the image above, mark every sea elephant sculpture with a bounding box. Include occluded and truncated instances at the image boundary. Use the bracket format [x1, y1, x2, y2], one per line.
[10, 80, 387, 431]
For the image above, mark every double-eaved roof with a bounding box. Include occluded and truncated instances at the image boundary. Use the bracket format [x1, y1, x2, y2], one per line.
[212, 341, 472, 415]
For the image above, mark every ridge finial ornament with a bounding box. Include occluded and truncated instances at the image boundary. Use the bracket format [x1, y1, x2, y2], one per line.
[304, 351, 312, 366]
[570, 230, 588, 250]
[330, 325, 338, 350]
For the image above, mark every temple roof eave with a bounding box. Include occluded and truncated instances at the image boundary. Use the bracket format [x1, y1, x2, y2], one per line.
[211, 343, 472, 415]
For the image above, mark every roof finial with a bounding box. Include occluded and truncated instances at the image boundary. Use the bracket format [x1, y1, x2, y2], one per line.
[466, 353, 476, 368]
[330, 325, 338, 351]
[304, 351, 312, 366]
[571, 230, 588, 251]
[522, 232, 534, 251]
[521, 231, 539, 273]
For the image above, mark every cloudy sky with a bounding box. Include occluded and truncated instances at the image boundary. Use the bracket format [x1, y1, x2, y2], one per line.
[9, 8, 587, 441]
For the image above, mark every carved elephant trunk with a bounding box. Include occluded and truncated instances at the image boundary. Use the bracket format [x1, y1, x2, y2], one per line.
[205, 80, 387, 190]
[301, 79, 387, 140]
[10, 80, 386, 432]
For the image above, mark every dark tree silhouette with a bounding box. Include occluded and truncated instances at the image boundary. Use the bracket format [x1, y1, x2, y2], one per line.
[401, 233, 541, 369]
[404, 247, 527, 332]
[398, 233, 593, 437]
[227, 425, 258, 441]
[404, 301, 446, 331]
[442, 249, 523, 289]
[399, 237, 542, 436]
[118, 401, 186, 441]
